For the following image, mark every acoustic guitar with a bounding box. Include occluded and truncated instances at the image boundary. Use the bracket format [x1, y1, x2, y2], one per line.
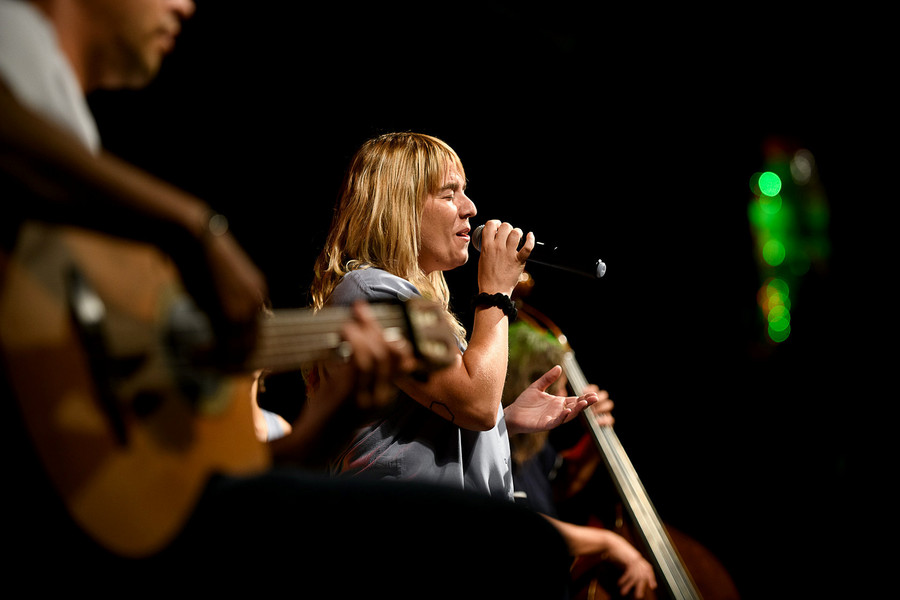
[0, 222, 456, 558]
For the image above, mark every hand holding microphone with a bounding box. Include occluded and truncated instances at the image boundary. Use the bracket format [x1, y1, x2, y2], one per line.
[471, 223, 606, 279]
[471, 220, 535, 297]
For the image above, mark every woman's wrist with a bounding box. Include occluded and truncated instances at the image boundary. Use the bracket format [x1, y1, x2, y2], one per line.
[471, 292, 517, 321]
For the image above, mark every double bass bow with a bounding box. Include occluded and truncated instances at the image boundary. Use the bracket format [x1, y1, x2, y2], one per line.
[513, 273, 740, 600]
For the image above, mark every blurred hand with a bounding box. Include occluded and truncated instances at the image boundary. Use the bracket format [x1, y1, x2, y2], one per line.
[270, 302, 417, 463]
[316, 301, 416, 417]
[582, 384, 614, 427]
[603, 531, 658, 598]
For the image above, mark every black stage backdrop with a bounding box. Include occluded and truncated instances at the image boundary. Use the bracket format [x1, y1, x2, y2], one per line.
[87, 3, 891, 597]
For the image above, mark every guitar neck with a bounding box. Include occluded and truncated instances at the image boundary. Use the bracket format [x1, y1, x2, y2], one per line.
[562, 351, 703, 600]
[246, 303, 409, 374]
[246, 298, 456, 376]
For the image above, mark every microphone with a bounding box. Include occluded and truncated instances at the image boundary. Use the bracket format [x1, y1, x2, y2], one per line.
[470, 224, 606, 279]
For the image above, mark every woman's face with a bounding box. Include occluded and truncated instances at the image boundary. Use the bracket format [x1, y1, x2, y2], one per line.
[418, 166, 477, 274]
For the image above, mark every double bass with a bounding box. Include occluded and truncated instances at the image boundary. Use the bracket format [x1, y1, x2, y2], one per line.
[513, 274, 740, 600]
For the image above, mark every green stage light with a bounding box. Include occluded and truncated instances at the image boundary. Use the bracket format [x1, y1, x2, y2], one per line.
[767, 304, 791, 329]
[768, 322, 791, 343]
[758, 171, 782, 197]
[762, 239, 786, 266]
[750, 145, 828, 346]
[759, 193, 783, 215]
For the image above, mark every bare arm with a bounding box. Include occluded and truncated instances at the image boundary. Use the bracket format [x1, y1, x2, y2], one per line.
[544, 515, 658, 599]
[398, 220, 534, 431]
[0, 79, 266, 324]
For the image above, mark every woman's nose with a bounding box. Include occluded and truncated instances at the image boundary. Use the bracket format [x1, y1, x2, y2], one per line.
[459, 193, 476, 218]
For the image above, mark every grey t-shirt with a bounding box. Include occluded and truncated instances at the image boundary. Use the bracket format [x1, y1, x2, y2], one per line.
[329, 268, 514, 501]
[0, 0, 101, 153]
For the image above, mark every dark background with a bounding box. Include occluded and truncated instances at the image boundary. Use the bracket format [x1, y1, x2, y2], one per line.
[89, 3, 891, 597]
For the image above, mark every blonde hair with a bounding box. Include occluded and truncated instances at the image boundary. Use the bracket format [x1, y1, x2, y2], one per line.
[310, 132, 467, 340]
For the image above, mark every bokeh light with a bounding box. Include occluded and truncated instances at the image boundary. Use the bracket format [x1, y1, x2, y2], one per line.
[758, 171, 782, 197]
[748, 144, 829, 346]
[762, 239, 786, 266]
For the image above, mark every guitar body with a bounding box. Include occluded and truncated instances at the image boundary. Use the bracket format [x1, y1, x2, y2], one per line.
[0, 223, 269, 557]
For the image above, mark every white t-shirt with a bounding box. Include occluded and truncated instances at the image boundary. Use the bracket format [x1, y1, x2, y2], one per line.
[0, 0, 100, 152]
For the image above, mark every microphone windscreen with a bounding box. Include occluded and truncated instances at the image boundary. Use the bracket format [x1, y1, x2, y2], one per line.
[471, 224, 485, 251]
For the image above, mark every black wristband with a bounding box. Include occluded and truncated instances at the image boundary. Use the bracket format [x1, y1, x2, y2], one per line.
[471, 292, 517, 321]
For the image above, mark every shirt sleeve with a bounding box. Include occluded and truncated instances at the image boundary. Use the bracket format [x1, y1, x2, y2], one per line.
[329, 268, 421, 305]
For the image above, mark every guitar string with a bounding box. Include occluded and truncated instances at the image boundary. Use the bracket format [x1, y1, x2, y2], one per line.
[249, 308, 408, 371]
[131, 307, 410, 374]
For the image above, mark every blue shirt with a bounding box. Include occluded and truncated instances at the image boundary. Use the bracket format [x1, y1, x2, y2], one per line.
[329, 268, 514, 500]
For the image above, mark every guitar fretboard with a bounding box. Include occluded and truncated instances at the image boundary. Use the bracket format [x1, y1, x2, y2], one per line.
[248, 304, 409, 373]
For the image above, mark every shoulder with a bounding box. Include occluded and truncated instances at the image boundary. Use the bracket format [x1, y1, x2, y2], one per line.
[330, 268, 421, 305]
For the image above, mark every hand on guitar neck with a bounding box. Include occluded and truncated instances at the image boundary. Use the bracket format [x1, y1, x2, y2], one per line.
[265, 301, 423, 465]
